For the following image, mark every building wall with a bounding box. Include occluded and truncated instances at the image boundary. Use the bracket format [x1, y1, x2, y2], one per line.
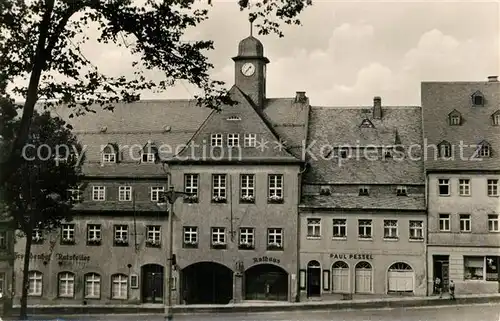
[78, 179, 168, 204]
[0, 222, 14, 313]
[299, 210, 427, 296]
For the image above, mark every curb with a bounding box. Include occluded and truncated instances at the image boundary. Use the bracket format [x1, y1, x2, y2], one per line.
[7, 296, 500, 316]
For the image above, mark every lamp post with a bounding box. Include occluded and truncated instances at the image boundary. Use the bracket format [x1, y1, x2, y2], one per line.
[158, 186, 187, 321]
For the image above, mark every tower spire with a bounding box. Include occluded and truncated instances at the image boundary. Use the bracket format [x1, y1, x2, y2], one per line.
[250, 19, 253, 37]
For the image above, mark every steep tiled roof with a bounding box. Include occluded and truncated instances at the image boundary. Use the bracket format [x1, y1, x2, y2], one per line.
[422, 81, 500, 171]
[73, 201, 166, 212]
[303, 105, 424, 184]
[300, 194, 425, 211]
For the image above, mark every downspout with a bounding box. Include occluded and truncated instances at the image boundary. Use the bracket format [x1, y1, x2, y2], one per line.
[296, 164, 308, 302]
[425, 172, 429, 296]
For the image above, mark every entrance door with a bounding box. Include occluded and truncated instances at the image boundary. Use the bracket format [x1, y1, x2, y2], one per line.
[307, 261, 321, 297]
[181, 262, 233, 304]
[388, 262, 414, 293]
[332, 261, 349, 293]
[244, 264, 288, 301]
[355, 261, 372, 293]
[433, 255, 450, 293]
[141, 264, 164, 303]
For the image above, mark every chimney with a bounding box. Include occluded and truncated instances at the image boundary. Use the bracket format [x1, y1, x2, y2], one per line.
[295, 91, 307, 103]
[373, 96, 382, 119]
[487, 76, 498, 82]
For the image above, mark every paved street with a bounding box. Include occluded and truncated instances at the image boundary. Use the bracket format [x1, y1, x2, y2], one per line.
[21, 303, 500, 321]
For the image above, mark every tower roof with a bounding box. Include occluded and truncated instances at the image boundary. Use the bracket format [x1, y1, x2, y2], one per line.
[237, 36, 264, 57]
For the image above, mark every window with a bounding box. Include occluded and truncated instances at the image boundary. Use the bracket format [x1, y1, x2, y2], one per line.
[438, 179, 450, 196]
[488, 214, 499, 232]
[227, 133, 240, 147]
[472, 92, 484, 106]
[61, 224, 75, 244]
[267, 228, 283, 249]
[84, 273, 101, 299]
[92, 186, 106, 201]
[339, 148, 348, 158]
[383, 220, 398, 239]
[332, 219, 347, 238]
[307, 218, 321, 238]
[384, 149, 393, 159]
[459, 179, 471, 196]
[0, 273, 4, 297]
[184, 174, 199, 202]
[119, 186, 132, 201]
[459, 214, 471, 232]
[487, 179, 499, 196]
[67, 187, 80, 202]
[464, 256, 484, 280]
[244, 133, 257, 147]
[102, 152, 116, 163]
[87, 224, 101, 244]
[239, 228, 255, 249]
[32, 229, 43, 243]
[439, 142, 452, 158]
[450, 115, 461, 125]
[211, 133, 222, 147]
[142, 152, 155, 163]
[476, 143, 491, 158]
[359, 186, 369, 196]
[396, 185, 407, 196]
[114, 225, 129, 246]
[409, 221, 424, 240]
[111, 274, 128, 299]
[493, 113, 500, 126]
[240, 174, 255, 202]
[183, 227, 198, 247]
[268, 174, 283, 202]
[28, 271, 42, 296]
[146, 226, 161, 247]
[211, 227, 226, 248]
[358, 219, 372, 239]
[486, 256, 499, 281]
[0, 231, 6, 249]
[212, 174, 227, 202]
[58, 272, 75, 297]
[150, 186, 165, 202]
[439, 214, 451, 232]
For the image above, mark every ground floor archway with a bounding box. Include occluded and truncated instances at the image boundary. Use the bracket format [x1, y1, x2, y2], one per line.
[355, 261, 372, 293]
[332, 261, 349, 293]
[244, 264, 288, 301]
[388, 262, 414, 293]
[181, 262, 233, 304]
[141, 264, 164, 303]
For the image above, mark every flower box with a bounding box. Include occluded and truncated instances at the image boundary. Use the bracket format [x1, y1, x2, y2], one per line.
[211, 242, 227, 249]
[183, 195, 199, 204]
[114, 238, 129, 246]
[267, 243, 283, 250]
[211, 196, 227, 204]
[87, 238, 101, 245]
[61, 238, 75, 245]
[240, 195, 255, 204]
[183, 241, 198, 248]
[268, 195, 283, 204]
[146, 239, 161, 248]
[238, 242, 255, 250]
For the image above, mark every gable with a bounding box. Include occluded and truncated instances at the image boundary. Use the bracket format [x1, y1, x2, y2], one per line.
[360, 118, 375, 128]
[448, 109, 461, 117]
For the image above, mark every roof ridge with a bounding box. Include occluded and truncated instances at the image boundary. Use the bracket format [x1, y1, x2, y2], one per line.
[311, 105, 421, 109]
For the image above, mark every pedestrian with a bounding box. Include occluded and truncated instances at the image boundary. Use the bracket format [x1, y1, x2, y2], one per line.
[434, 277, 442, 298]
[449, 280, 455, 300]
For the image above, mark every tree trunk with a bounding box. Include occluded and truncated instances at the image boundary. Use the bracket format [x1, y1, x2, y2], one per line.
[19, 229, 33, 320]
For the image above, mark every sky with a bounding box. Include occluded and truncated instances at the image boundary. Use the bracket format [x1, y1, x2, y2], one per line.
[14, 0, 500, 107]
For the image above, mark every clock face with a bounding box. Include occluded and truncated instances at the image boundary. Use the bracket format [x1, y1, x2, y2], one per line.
[241, 63, 256, 76]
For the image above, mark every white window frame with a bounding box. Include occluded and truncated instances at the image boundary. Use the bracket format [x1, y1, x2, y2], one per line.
[494, 114, 500, 126]
[67, 187, 80, 201]
[450, 115, 460, 125]
[184, 174, 199, 196]
[268, 174, 283, 199]
[383, 220, 398, 239]
[459, 179, 471, 196]
[32, 229, 43, 242]
[239, 228, 254, 246]
[92, 186, 106, 201]
[332, 219, 347, 238]
[28, 271, 43, 296]
[211, 133, 223, 147]
[147, 226, 161, 243]
[119, 186, 132, 201]
[359, 186, 369, 196]
[439, 214, 451, 232]
[358, 219, 372, 239]
[211, 227, 226, 245]
[396, 185, 407, 196]
[487, 179, 499, 197]
[227, 133, 240, 147]
[102, 152, 116, 163]
[488, 214, 499, 232]
[244, 133, 257, 147]
[111, 274, 128, 299]
[459, 214, 471, 232]
[438, 179, 450, 196]
[58, 272, 75, 298]
[150, 186, 165, 202]
[183, 226, 198, 245]
[212, 174, 227, 199]
[61, 224, 75, 241]
[267, 228, 283, 248]
[440, 143, 451, 158]
[240, 174, 255, 199]
[87, 224, 101, 241]
[114, 225, 129, 243]
[142, 152, 155, 163]
[478, 144, 491, 157]
[409, 220, 424, 240]
[306, 218, 321, 239]
[84, 273, 101, 299]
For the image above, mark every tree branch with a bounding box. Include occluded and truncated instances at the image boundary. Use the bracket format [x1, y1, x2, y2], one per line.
[43, 6, 81, 66]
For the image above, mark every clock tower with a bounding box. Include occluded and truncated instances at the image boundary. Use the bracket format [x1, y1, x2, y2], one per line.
[232, 29, 269, 108]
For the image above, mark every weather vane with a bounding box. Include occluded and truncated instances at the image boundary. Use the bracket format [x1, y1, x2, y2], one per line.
[249, 14, 256, 37]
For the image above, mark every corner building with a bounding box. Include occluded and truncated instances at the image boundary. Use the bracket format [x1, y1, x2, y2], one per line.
[422, 76, 500, 294]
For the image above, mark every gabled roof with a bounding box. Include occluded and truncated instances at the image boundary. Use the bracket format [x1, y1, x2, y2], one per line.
[448, 109, 461, 116]
[300, 194, 425, 211]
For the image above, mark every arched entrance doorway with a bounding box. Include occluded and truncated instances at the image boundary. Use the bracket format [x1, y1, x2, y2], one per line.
[307, 260, 321, 297]
[388, 262, 414, 293]
[141, 264, 164, 303]
[332, 261, 349, 293]
[245, 264, 288, 301]
[181, 262, 233, 304]
[355, 261, 372, 293]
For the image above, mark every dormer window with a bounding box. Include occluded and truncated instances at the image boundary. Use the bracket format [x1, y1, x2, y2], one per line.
[339, 148, 348, 159]
[226, 116, 241, 121]
[359, 186, 369, 196]
[438, 141, 452, 158]
[141, 143, 158, 163]
[476, 141, 491, 158]
[142, 153, 155, 163]
[492, 111, 500, 126]
[448, 110, 462, 126]
[384, 149, 393, 159]
[102, 143, 118, 163]
[471, 90, 484, 106]
[396, 185, 408, 196]
[360, 119, 374, 128]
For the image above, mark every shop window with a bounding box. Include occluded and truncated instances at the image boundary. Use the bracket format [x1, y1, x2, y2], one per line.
[464, 256, 484, 280]
[486, 256, 499, 281]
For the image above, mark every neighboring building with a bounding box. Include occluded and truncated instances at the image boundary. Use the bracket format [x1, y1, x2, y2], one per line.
[13, 33, 308, 306]
[0, 216, 14, 314]
[299, 97, 427, 299]
[422, 76, 500, 294]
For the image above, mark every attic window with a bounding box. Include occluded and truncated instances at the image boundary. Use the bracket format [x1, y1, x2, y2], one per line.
[396, 185, 408, 196]
[448, 110, 462, 126]
[142, 153, 155, 163]
[384, 149, 393, 159]
[492, 111, 500, 126]
[471, 91, 484, 106]
[360, 119, 374, 128]
[339, 148, 348, 159]
[358, 186, 369, 196]
[142, 144, 158, 163]
[438, 141, 452, 158]
[102, 144, 118, 163]
[476, 141, 491, 158]
[226, 116, 241, 121]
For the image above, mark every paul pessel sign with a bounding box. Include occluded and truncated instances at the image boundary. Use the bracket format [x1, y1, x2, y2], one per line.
[15, 252, 90, 262]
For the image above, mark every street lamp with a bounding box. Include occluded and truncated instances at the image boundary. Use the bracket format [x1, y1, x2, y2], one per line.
[158, 186, 187, 321]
